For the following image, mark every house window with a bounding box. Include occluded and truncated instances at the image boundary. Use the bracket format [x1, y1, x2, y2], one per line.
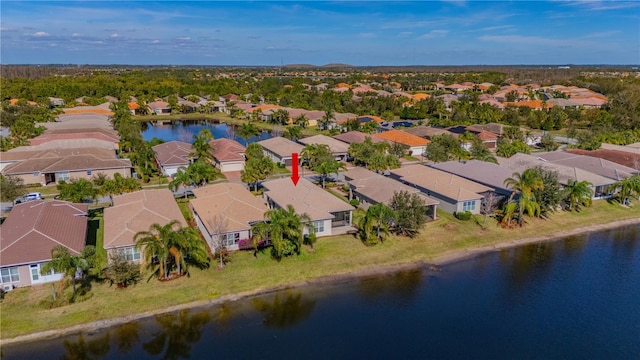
[312, 220, 325, 233]
[30, 264, 39, 281]
[224, 233, 240, 247]
[462, 201, 476, 212]
[57, 172, 70, 182]
[33, 171, 39, 177]
[87, 169, 92, 176]
[1, 267, 19, 283]
[119, 247, 141, 261]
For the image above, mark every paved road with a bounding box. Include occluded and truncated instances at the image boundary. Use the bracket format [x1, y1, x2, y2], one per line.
[553, 135, 577, 145]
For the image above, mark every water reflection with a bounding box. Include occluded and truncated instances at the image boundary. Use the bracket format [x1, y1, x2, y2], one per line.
[113, 322, 140, 353]
[142, 309, 210, 360]
[357, 268, 424, 304]
[60, 332, 110, 360]
[252, 291, 317, 329]
[499, 242, 557, 292]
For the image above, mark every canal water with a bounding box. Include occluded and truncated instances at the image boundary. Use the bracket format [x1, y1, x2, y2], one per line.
[3, 225, 640, 359]
[141, 120, 273, 145]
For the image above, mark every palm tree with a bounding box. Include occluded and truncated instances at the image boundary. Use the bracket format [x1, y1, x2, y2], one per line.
[356, 204, 395, 245]
[186, 160, 221, 187]
[189, 129, 214, 163]
[563, 179, 593, 211]
[295, 114, 309, 128]
[252, 205, 309, 261]
[135, 221, 181, 281]
[169, 168, 192, 198]
[608, 175, 640, 205]
[504, 169, 544, 227]
[284, 126, 302, 141]
[41, 245, 93, 300]
[315, 159, 346, 188]
[272, 109, 290, 125]
[320, 109, 334, 130]
[237, 123, 261, 143]
[169, 227, 211, 276]
[56, 178, 98, 203]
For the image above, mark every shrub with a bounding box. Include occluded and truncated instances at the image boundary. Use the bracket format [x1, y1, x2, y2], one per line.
[102, 252, 142, 288]
[455, 211, 473, 221]
[349, 198, 360, 207]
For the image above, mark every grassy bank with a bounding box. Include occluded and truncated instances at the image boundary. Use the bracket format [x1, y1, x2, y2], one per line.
[2, 200, 639, 340]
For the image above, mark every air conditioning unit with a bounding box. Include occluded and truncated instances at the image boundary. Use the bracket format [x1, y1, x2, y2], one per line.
[2, 284, 15, 292]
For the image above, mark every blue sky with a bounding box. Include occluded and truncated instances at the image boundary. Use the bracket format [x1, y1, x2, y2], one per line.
[1, 1, 638, 65]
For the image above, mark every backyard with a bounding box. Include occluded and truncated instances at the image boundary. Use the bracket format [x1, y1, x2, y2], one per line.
[2, 200, 640, 340]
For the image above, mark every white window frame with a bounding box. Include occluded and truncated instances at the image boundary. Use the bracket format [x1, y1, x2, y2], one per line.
[1, 267, 20, 283]
[224, 232, 240, 247]
[312, 220, 324, 233]
[119, 247, 141, 261]
[57, 172, 70, 182]
[462, 201, 476, 212]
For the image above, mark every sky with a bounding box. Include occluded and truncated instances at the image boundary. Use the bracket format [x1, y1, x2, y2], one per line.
[1, 1, 639, 66]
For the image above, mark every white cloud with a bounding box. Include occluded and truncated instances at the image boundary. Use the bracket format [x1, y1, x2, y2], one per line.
[71, 33, 81, 37]
[399, 31, 413, 37]
[478, 35, 592, 47]
[584, 30, 620, 38]
[420, 30, 449, 39]
[110, 33, 119, 38]
[33, 31, 50, 37]
[357, 32, 376, 39]
[176, 36, 191, 41]
[152, 39, 160, 44]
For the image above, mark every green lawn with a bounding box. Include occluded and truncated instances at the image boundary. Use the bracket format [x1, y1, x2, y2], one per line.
[2, 200, 639, 340]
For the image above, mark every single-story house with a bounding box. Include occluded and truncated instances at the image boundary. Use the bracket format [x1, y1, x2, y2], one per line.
[1, 147, 132, 185]
[257, 137, 304, 166]
[152, 141, 194, 177]
[403, 126, 449, 140]
[190, 183, 269, 251]
[103, 189, 187, 263]
[429, 160, 514, 198]
[147, 101, 171, 115]
[535, 151, 637, 180]
[333, 131, 388, 145]
[373, 130, 430, 156]
[446, 126, 499, 150]
[29, 130, 120, 150]
[389, 165, 494, 214]
[209, 138, 246, 172]
[0, 200, 89, 289]
[298, 134, 350, 161]
[567, 148, 640, 170]
[498, 153, 615, 199]
[262, 177, 355, 237]
[343, 167, 439, 219]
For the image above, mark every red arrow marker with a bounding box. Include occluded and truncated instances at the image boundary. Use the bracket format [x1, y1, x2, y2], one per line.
[291, 152, 300, 186]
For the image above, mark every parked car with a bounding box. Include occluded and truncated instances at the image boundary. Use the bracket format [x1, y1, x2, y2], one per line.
[14, 192, 43, 205]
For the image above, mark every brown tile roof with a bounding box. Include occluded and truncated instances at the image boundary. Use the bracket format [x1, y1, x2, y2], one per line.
[0, 200, 89, 266]
[190, 183, 268, 233]
[103, 190, 186, 249]
[257, 137, 304, 158]
[403, 126, 448, 139]
[210, 138, 245, 162]
[147, 101, 170, 110]
[152, 141, 193, 167]
[374, 130, 430, 147]
[390, 165, 491, 201]
[263, 177, 354, 221]
[30, 132, 119, 146]
[333, 131, 388, 145]
[298, 135, 350, 154]
[536, 151, 637, 180]
[344, 167, 439, 206]
[2, 148, 131, 175]
[503, 100, 554, 109]
[566, 148, 640, 171]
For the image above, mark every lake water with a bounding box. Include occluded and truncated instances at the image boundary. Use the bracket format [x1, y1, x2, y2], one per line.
[4, 225, 640, 359]
[141, 120, 273, 145]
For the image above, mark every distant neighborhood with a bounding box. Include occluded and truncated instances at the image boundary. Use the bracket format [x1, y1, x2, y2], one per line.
[1, 68, 639, 307]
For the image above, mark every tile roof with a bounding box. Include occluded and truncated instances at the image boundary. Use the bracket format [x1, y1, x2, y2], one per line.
[344, 167, 439, 206]
[403, 126, 449, 139]
[257, 137, 304, 158]
[104, 190, 187, 249]
[567, 148, 640, 170]
[390, 165, 491, 202]
[429, 160, 514, 194]
[29, 131, 119, 146]
[263, 177, 354, 221]
[497, 153, 614, 186]
[333, 131, 388, 145]
[373, 130, 430, 147]
[210, 138, 246, 162]
[152, 141, 193, 167]
[0, 200, 89, 266]
[298, 135, 350, 154]
[190, 183, 268, 233]
[503, 100, 554, 109]
[1, 147, 131, 175]
[536, 151, 637, 180]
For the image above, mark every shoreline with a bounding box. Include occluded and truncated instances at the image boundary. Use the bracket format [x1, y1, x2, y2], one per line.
[2, 216, 640, 346]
